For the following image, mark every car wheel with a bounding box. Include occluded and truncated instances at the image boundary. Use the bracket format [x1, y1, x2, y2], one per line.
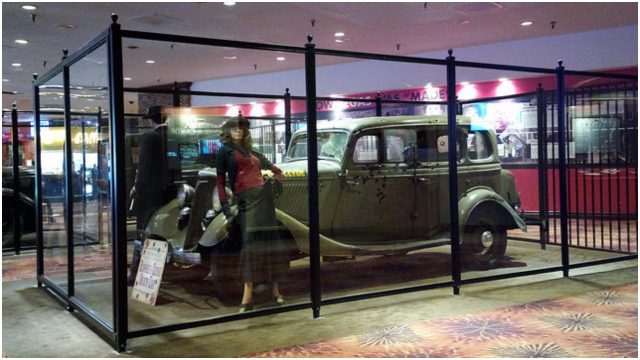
[462, 215, 507, 269]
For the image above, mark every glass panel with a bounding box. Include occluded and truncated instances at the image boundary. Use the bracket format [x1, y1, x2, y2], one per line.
[563, 74, 638, 266]
[39, 73, 68, 290]
[456, 67, 562, 281]
[122, 37, 308, 329]
[2, 111, 37, 251]
[311, 57, 453, 300]
[2, 111, 15, 250]
[69, 43, 113, 325]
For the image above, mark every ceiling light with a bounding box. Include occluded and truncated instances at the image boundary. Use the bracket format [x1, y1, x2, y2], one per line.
[521, 21, 533, 26]
[461, 81, 470, 86]
[11, 63, 22, 67]
[2, 79, 9, 82]
[21, 5, 37, 11]
[334, 32, 345, 37]
[57, 24, 76, 30]
[335, 39, 344, 43]
[224, 1, 236, 6]
[145, 60, 155, 64]
[124, 77, 132, 81]
[499, 77, 509, 82]
[14, 39, 28, 45]
[276, 56, 286, 61]
[223, 56, 238, 60]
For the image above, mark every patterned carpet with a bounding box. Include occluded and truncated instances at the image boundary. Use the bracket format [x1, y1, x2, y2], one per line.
[246, 283, 638, 358]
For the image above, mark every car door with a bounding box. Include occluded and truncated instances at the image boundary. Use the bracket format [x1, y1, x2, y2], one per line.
[332, 128, 416, 245]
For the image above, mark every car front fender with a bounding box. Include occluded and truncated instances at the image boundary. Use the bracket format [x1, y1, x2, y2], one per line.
[145, 198, 186, 247]
[458, 186, 527, 232]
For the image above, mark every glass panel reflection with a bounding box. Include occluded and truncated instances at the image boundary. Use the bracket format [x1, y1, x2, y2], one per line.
[39, 73, 68, 290]
[126, 104, 309, 330]
[69, 43, 113, 325]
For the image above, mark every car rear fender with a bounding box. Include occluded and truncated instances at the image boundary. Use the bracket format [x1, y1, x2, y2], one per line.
[458, 187, 527, 233]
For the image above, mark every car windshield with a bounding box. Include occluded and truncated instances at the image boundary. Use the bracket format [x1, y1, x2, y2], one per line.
[286, 130, 348, 162]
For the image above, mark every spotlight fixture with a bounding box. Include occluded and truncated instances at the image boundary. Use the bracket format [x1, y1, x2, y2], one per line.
[521, 21, 533, 26]
[21, 4, 37, 10]
[14, 39, 28, 45]
[145, 60, 155, 64]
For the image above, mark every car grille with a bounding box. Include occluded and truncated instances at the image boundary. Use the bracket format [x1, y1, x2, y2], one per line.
[275, 180, 310, 222]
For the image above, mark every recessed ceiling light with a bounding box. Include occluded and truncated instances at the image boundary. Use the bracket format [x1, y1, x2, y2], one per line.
[145, 60, 155, 64]
[11, 63, 22, 67]
[335, 39, 344, 43]
[334, 32, 345, 37]
[2, 79, 9, 82]
[276, 56, 286, 61]
[14, 39, 28, 45]
[21, 5, 37, 11]
[521, 21, 533, 26]
[124, 77, 132, 81]
[224, 1, 236, 6]
[223, 56, 238, 60]
[57, 24, 76, 30]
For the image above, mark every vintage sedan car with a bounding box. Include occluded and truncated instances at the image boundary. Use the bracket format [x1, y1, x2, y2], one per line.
[142, 115, 526, 294]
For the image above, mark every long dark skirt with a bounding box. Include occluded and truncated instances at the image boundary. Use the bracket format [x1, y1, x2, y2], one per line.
[237, 184, 290, 284]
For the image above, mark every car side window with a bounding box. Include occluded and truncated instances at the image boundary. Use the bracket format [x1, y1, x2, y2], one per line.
[384, 129, 415, 163]
[353, 135, 379, 164]
[467, 130, 493, 161]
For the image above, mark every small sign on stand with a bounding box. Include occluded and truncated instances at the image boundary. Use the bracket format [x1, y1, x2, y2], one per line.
[131, 238, 169, 306]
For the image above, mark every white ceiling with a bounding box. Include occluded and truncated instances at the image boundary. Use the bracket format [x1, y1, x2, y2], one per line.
[2, 2, 638, 110]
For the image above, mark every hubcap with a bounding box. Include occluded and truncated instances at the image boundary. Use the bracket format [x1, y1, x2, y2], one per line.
[480, 230, 494, 248]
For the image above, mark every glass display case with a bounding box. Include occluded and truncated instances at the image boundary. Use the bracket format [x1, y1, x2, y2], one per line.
[30, 15, 637, 352]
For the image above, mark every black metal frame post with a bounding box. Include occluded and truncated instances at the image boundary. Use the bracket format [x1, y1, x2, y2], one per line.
[304, 36, 322, 318]
[556, 61, 570, 277]
[537, 84, 548, 250]
[172, 81, 180, 107]
[63, 62, 76, 304]
[375, 91, 382, 116]
[446, 50, 461, 295]
[107, 15, 128, 352]
[11, 104, 22, 255]
[284, 88, 292, 147]
[33, 74, 44, 286]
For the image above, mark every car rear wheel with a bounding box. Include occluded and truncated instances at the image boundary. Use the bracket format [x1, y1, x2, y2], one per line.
[462, 215, 507, 269]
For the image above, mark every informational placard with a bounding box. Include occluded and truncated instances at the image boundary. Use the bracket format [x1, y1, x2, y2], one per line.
[131, 239, 169, 306]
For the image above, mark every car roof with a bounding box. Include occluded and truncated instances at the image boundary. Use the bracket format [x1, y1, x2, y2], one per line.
[294, 115, 474, 135]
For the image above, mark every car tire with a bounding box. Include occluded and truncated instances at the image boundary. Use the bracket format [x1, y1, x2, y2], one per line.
[462, 215, 507, 269]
